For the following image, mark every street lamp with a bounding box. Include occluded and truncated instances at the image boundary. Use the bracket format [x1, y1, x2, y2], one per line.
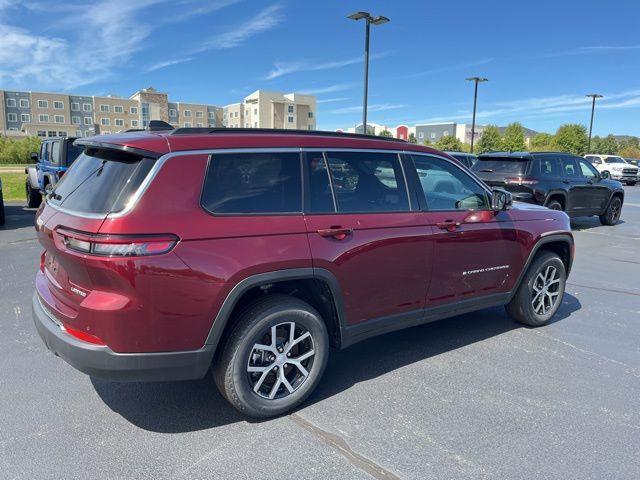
[466, 77, 488, 153]
[586, 93, 603, 153]
[348, 11, 389, 135]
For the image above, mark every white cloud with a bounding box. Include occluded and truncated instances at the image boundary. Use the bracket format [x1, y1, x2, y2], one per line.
[195, 4, 284, 52]
[331, 103, 405, 115]
[299, 83, 357, 95]
[146, 57, 194, 72]
[264, 52, 388, 80]
[317, 97, 351, 104]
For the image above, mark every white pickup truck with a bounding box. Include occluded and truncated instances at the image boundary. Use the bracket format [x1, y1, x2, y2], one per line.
[584, 155, 638, 185]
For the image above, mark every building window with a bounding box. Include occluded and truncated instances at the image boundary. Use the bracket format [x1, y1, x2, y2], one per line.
[100, 118, 110, 126]
[131, 120, 139, 127]
[53, 101, 64, 109]
[196, 111, 204, 118]
[83, 103, 92, 111]
[184, 110, 192, 117]
[196, 123, 203, 127]
[71, 102, 80, 111]
[184, 122, 192, 127]
[47, 130, 57, 137]
[130, 106, 138, 114]
[308, 111, 313, 118]
[39, 114, 49, 122]
[113, 105, 123, 113]
[288, 105, 294, 113]
[223, 113, 227, 120]
[54, 115, 64, 123]
[72, 116, 81, 125]
[37, 130, 46, 137]
[245, 109, 249, 117]
[20, 99, 30, 108]
[287, 116, 294, 123]
[234, 111, 238, 118]
[254, 122, 258, 128]
[115, 119, 124, 127]
[6, 98, 16, 107]
[430, 132, 436, 139]
[101, 131, 111, 135]
[169, 108, 177, 117]
[8, 127, 18, 131]
[443, 130, 449, 136]
[208, 111, 215, 119]
[58, 131, 67, 137]
[7, 113, 17, 122]
[38, 100, 49, 108]
[100, 104, 109, 113]
[84, 117, 92, 125]
[254, 108, 257, 115]
[21, 113, 31, 123]
[308, 125, 313, 130]
[418, 132, 424, 139]
[244, 122, 248, 127]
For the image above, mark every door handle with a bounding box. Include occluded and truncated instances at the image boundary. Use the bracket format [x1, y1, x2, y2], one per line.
[436, 220, 461, 232]
[317, 226, 353, 240]
[562, 180, 570, 184]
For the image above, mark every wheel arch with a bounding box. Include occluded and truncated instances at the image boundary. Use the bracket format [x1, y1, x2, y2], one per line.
[205, 268, 346, 355]
[509, 233, 574, 301]
[545, 191, 567, 210]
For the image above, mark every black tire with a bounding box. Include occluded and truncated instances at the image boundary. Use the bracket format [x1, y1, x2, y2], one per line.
[0, 191, 5, 226]
[213, 295, 329, 418]
[26, 181, 42, 208]
[506, 251, 566, 327]
[546, 199, 563, 211]
[599, 196, 622, 226]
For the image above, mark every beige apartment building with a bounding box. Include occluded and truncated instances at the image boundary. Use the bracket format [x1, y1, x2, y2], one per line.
[0, 87, 317, 138]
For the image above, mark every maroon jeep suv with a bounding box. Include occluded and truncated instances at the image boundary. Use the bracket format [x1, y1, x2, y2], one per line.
[32, 129, 573, 417]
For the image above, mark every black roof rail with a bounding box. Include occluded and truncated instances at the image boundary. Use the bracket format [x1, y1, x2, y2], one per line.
[169, 127, 408, 143]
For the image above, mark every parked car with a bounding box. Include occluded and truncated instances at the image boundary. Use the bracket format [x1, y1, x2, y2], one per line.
[33, 129, 574, 418]
[444, 151, 478, 169]
[25, 137, 83, 207]
[584, 154, 638, 185]
[472, 151, 625, 225]
[624, 158, 640, 181]
[0, 177, 4, 226]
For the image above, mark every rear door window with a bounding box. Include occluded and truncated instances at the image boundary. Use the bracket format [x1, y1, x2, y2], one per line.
[537, 156, 562, 177]
[201, 152, 302, 214]
[322, 151, 409, 213]
[471, 157, 530, 175]
[560, 156, 580, 177]
[49, 149, 155, 214]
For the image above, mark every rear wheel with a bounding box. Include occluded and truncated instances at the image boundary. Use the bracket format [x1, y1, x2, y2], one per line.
[506, 251, 566, 327]
[26, 181, 42, 208]
[213, 295, 329, 418]
[599, 196, 622, 225]
[546, 199, 563, 211]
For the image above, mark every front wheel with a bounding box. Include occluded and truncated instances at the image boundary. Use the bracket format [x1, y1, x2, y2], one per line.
[599, 196, 622, 225]
[213, 295, 329, 418]
[506, 251, 566, 327]
[26, 181, 42, 208]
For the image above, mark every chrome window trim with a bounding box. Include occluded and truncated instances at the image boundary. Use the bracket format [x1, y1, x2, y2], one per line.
[45, 147, 439, 220]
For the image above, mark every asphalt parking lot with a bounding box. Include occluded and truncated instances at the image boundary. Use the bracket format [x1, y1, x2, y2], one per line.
[1, 190, 639, 480]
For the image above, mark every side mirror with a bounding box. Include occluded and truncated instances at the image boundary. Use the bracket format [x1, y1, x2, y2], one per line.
[30, 152, 38, 162]
[491, 188, 513, 211]
[600, 171, 610, 179]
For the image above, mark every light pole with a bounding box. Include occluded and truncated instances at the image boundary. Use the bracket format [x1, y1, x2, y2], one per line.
[586, 93, 603, 153]
[348, 11, 389, 135]
[465, 77, 488, 153]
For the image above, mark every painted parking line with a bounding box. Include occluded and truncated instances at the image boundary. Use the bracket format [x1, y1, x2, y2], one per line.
[624, 202, 640, 208]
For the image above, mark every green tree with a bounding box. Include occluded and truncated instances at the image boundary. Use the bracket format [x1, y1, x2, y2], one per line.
[501, 122, 526, 151]
[0, 135, 42, 164]
[552, 124, 588, 155]
[475, 124, 502, 153]
[407, 133, 417, 144]
[378, 129, 392, 138]
[619, 146, 640, 159]
[434, 135, 463, 151]
[530, 133, 554, 151]
[591, 134, 619, 155]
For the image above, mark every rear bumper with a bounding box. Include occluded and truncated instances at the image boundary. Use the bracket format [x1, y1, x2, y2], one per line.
[32, 293, 214, 382]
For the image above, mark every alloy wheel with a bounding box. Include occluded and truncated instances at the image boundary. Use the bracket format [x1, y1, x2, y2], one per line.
[531, 265, 561, 315]
[247, 321, 315, 400]
[609, 199, 621, 224]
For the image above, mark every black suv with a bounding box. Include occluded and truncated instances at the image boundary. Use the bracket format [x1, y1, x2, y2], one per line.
[471, 152, 625, 225]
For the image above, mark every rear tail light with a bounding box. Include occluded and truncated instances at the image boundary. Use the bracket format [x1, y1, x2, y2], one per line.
[56, 228, 178, 257]
[64, 324, 105, 345]
[505, 177, 538, 185]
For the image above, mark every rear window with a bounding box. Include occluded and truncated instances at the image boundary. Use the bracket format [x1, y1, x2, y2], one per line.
[49, 148, 155, 214]
[201, 152, 302, 214]
[472, 157, 531, 175]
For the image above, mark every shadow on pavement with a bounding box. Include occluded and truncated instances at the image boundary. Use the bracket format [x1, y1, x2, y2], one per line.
[571, 217, 624, 231]
[0, 203, 36, 230]
[92, 293, 581, 433]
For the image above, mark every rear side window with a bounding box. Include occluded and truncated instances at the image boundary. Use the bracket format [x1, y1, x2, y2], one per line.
[65, 142, 84, 166]
[322, 151, 409, 213]
[50, 141, 60, 165]
[537, 156, 562, 177]
[201, 152, 302, 214]
[49, 149, 155, 214]
[472, 157, 530, 175]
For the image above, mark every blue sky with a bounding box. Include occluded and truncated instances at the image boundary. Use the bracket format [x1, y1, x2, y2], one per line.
[1, 0, 639, 136]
